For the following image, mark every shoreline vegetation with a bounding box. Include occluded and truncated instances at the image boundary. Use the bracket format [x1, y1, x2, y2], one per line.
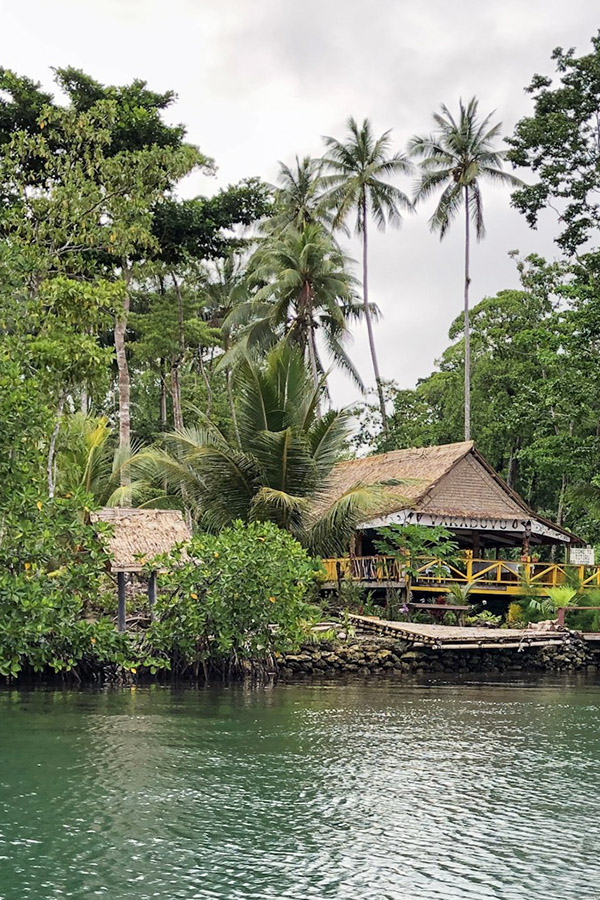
[4, 36, 600, 684]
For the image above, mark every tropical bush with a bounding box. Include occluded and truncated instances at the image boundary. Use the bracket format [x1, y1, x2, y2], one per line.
[0, 494, 140, 678]
[144, 521, 322, 676]
[0, 354, 144, 678]
[528, 586, 579, 618]
[464, 610, 502, 628]
[507, 601, 527, 627]
[374, 524, 459, 580]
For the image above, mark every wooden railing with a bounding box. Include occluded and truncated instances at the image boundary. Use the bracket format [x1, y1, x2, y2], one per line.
[321, 555, 600, 595]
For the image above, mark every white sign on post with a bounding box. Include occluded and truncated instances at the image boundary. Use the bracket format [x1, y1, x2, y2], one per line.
[570, 546, 595, 566]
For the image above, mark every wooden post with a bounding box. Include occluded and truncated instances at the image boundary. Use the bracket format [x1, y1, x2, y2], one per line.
[148, 570, 157, 621]
[522, 524, 531, 560]
[117, 572, 127, 632]
[465, 550, 473, 585]
[349, 533, 357, 558]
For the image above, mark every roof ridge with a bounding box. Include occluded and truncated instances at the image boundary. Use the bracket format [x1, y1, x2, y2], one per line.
[336, 440, 474, 469]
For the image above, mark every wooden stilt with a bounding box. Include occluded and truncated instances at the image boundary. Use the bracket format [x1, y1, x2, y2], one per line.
[148, 570, 157, 621]
[117, 571, 127, 632]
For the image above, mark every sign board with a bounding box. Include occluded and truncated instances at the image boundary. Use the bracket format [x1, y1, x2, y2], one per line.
[570, 546, 595, 566]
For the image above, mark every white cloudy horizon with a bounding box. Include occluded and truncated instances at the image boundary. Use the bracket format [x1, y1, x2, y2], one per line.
[1, 0, 598, 408]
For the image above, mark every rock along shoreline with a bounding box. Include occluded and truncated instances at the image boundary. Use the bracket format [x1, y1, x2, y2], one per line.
[277, 632, 600, 678]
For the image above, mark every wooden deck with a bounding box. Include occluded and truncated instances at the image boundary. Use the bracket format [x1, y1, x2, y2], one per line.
[348, 614, 571, 650]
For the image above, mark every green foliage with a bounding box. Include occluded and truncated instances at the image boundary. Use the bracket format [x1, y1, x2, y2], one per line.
[374, 524, 459, 580]
[507, 32, 600, 255]
[507, 601, 527, 627]
[135, 343, 385, 554]
[464, 610, 502, 627]
[335, 576, 365, 611]
[54, 413, 162, 508]
[230, 222, 363, 388]
[267, 156, 331, 232]
[322, 116, 413, 235]
[529, 586, 580, 618]
[152, 180, 271, 265]
[0, 352, 151, 679]
[443, 582, 473, 605]
[410, 97, 520, 240]
[0, 494, 137, 678]
[321, 116, 413, 427]
[29, 277, 118, 395]
[144, 521, 321, 674]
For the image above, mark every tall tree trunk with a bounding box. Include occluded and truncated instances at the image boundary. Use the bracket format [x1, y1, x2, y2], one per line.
[170, 273, 186, 432]
[159, 358, 168, 493]
[556, 473, 567, 527]
[463, 187, 471, 442]
[307, 323, 319, 388]
[47, 394, 65, 499]
[223, 332, 241, 449]
[159, 358, 168, 429]
[308, 325, 323, 419]
[361, 197, 388, 431]
[115, 262, 131, 500]
[507, 440, 520, 489]
[226, 365, 241, 448]
[198, 348, 213, 418]
[170, 361, 184, 431]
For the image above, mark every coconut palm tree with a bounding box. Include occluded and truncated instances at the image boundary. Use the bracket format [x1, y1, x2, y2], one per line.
[409, 97, 521, 441]
[199, 253, 249, 447]
[266, 155, 332, 234]
[133, 344, 390, 555]
[223, 223, 365, 393]
[54, 413, 160, 507]
[321, 117, 413, 431]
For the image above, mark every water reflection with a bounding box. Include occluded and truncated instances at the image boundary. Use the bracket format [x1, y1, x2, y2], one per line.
[0, 676, 599, 899]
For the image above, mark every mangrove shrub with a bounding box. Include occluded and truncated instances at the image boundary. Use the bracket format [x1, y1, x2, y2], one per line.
[146, 521, 322, 675]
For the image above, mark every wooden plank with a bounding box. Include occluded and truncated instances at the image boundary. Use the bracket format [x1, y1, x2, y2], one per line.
[435, 640, 565, 650]
[347, 613, 568, 648]
[408, 603, 472, 611]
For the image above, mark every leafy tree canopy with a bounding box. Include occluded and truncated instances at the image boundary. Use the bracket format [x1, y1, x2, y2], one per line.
[508, 31, 600, 254]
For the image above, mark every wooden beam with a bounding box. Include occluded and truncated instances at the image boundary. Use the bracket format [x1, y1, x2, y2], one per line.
[117, 572, 127, 632]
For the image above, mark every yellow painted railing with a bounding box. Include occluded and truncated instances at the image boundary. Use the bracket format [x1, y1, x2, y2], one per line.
[321, 555, 600, 595]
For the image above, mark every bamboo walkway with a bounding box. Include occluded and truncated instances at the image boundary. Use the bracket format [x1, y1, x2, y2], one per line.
[348, 614, 570, 650]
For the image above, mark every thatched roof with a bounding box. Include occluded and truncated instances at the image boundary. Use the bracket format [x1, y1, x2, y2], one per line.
[90, 508, 191, 572]
[315, 441, 474, 520]
[317, 441, 575, 541]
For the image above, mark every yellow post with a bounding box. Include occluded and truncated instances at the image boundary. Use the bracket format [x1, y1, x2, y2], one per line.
[465, 550, 473, 585]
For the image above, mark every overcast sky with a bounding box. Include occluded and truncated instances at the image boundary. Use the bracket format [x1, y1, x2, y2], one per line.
[2, 1, 599, 406]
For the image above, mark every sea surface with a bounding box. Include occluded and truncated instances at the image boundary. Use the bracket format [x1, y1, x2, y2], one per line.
[0, 675, 598, 899]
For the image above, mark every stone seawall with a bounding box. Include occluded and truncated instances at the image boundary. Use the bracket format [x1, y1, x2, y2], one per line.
[278, 634, 600, 678]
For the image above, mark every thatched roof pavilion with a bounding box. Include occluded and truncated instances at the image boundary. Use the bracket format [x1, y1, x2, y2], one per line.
[91, 508, 191, 572]
[320, 441, 576, 551]
[90, 508, 191, 630]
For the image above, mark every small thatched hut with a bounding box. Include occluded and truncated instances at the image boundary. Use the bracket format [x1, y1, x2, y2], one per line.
[91, 508, 191, 630]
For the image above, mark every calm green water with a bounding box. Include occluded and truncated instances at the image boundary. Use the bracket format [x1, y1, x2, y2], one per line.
[0, 677, 599, 900]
